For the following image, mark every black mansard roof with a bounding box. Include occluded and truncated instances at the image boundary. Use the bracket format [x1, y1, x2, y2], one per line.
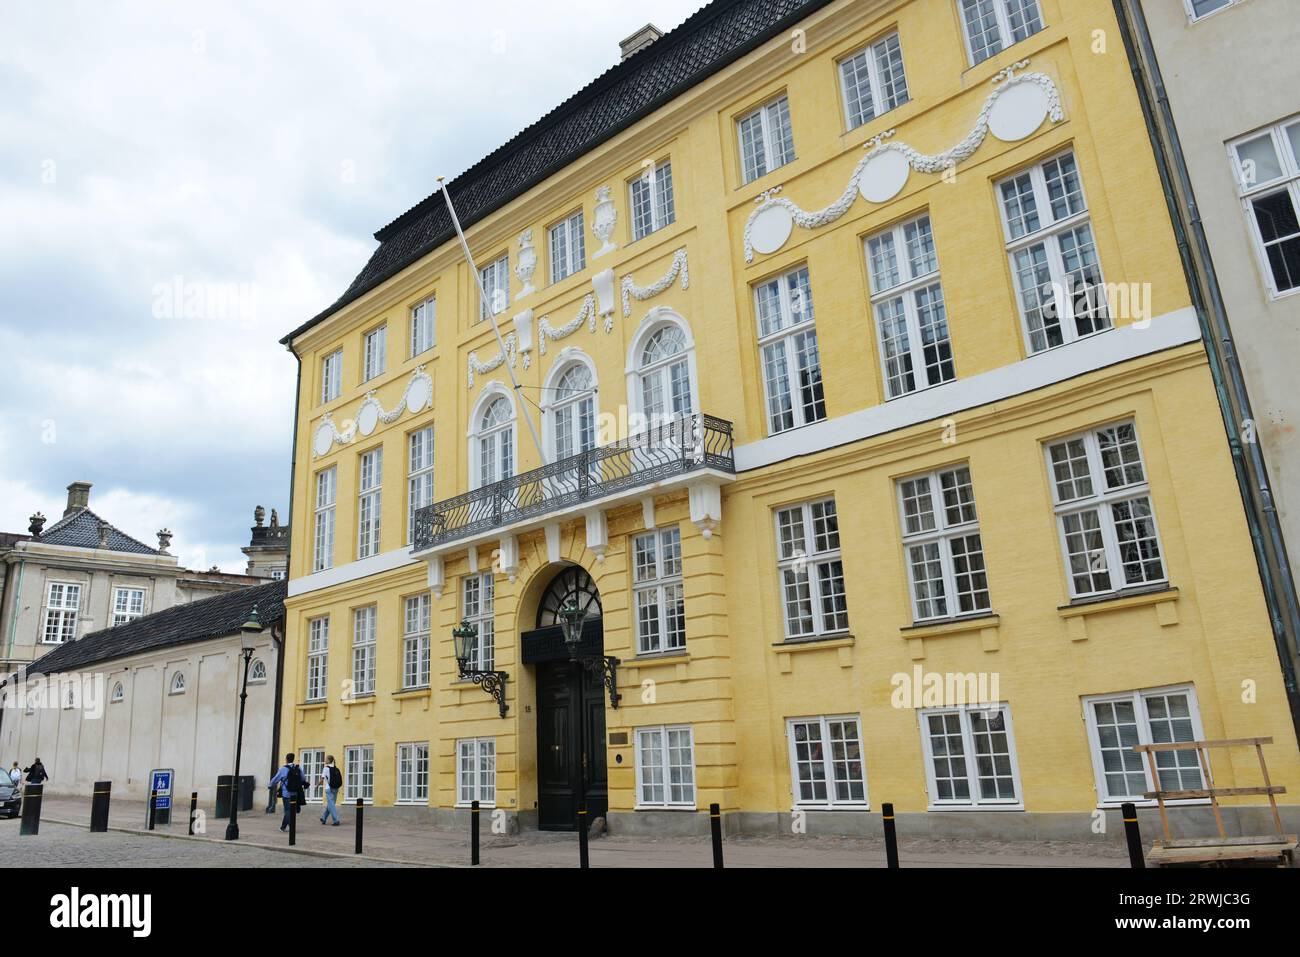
[280, 0, 835, 346]
[36, 508, 159, 555]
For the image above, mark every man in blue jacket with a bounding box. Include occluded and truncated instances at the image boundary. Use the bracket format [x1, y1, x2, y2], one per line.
[266, 753, 305, 831]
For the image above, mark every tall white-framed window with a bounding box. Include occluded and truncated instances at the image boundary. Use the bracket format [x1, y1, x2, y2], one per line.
[41, 582, 81, 644]
[919, 704, 1021, 807]
[633, 527, 685, 655]
[549, 210, 587, 283]
[299, 749, 324, 803]
[1083, 685, 1205, 804]
[737, 94, 796, 185]
[548, 362, 597, 463]
[357, 447, 383, 559]
[407, 426, 434, 544]
[838, 32, 909, 131]
[755, 265, 825, 434]
[411, 295, 436, 356]
[1185, 0, 1238, 21]
[629, 160, 676, 241]
[775, 498, 848, 639]
[1229, 115, 1300, 297]
[788, 715, 868, 808]
[635, 725, 696, 808]
[111, 587, 146, 626]
[897, 465, 991, 621]
[635, 322, 694, 421]
[403, 593, 432, 689]
[1046, 421, 1166, 599]
[321, 350, 342, 404]
[344, 745, 374, 803]
[306, 617, 329, 702]
[362, 325, 387, 381]
[457, 737, 496, 806]
[461, 573, 495, 671]
[396, 742, 429, 805]
[998, 150, 1110, 354]
[474, 394, 514, 487]
[479, 254, 510, 321]
[351, 606, 376, 696]
[313, 467, 336, 572]
[958, 0, 1044, 65]
[867, 214, 955, 398]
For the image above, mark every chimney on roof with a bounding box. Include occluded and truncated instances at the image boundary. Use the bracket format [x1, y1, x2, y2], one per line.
[619, 23, 662, 61]
[64, 481, 91, 517]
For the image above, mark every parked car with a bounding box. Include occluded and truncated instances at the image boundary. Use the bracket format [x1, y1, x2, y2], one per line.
[0, 780, 21, 818]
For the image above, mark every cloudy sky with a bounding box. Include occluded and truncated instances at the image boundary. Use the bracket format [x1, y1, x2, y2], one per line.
[0, 0, 704, 571]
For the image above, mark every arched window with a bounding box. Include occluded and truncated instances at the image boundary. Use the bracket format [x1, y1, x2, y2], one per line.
[111, 682, 125, 703]
[249, 659, 267, 683]
[548, 361, 597, 462]
[628, 310, 698, 426]
[169, 672, 186, 695]
[474, 394, 515, 487]
[536, 566, 603, 627]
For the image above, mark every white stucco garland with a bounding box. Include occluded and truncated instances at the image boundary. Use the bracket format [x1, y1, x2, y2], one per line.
[537, 294, 602, 357]
[467, 330, 526, 388]
[314, 365, 433, 456]
[621, 248, 689, 316]
[742, 60, 1065, 262]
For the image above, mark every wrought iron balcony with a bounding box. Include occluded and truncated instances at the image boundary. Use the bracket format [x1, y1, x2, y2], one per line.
[413, 413, 735, 552]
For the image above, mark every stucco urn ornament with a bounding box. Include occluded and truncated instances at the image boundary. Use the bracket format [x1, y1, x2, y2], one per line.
[514, 229, 537, 300]
[592, 185, 618, 258]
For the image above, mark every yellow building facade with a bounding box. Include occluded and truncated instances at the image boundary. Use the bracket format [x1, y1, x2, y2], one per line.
[279, 0, 1300, 839]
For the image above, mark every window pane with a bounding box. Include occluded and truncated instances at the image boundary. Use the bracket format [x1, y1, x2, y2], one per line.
[1237, 133, 1283, 187]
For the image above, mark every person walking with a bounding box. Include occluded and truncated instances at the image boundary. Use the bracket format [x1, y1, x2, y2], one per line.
[266, 753, 306, 832]
[8, 762, 20, 786]
[23, 758, 48, 787]
[319, 755, 341, 826]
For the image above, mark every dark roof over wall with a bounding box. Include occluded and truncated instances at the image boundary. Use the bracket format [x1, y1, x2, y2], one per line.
[31, 579, 287, 676]
[281, 0, 834, 346]
[35, 508, 159, 555]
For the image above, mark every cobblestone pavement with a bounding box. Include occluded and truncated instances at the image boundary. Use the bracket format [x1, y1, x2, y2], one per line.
[16, 795, 1129, 868]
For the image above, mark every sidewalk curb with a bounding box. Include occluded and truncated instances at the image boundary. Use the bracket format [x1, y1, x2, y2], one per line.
[43, 816, 456, 868]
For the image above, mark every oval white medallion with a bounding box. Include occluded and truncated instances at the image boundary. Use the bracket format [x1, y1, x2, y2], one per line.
[989, 81, 1050, 142]
[312, 423, 335, 457]
[356, 398, 380, 437]
[858, 149, 910, 203]
[406, 373, 433, 413]
[749, 203, 794, 256]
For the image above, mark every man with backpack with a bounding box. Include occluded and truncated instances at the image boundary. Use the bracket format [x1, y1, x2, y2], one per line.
[267, 752, 306, 832]
[319, 755, 342, 826]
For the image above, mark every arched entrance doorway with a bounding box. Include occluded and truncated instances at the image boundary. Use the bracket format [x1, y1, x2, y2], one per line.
[520, 565, 608, 831]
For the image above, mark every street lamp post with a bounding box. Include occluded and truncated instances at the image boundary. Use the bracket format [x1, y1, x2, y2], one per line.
[225, 604, 263, 841]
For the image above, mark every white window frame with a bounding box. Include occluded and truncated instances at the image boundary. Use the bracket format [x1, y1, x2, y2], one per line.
[313, 466, 336, 572]
[344, 744, 374, 804]
[1045, 420, 1167, 599]
[299, 748, 324, 803]
[461, 573, 495, 672]
[737, 94, 796, 185]
[838, 32, 909, 131]
[629, 160, 676, 241]
[479, 254, 510, 321]
[110, 682, 125, 703]
[351, 606, 376, 697]
[472, 392, 515, 489]
[403, 593, 432, 689]
[544, 359, 597, 464]
[774, 498, 849, 640]
[169, 672, 186, 695]
[396, 742, 429, 805]
[633, 527, 686, 655]
[918, 704, 1023, 809]
[787, 715, 869, 809]
[635, 725, 697, 809]
[897, 465, 991, 622]
[111, 586, 146, 626]
[321, 349, 342, 404]
[548, 210, 587, 283]
[1082, 684, 1207, 806]
[411, 295, 436, 356]
[456, 737, 496, 807]
[407, 426, 435, 544]
[755, 265, 826, 434]
[630, 316, 697, 422]
[306, 617, 329, 702]
[41, 581, 81, 644]
[249, 659, 268, 684]
[357, 447, 383, 559]
[958, 0, 1045, 66]
[1228, 115, 1300, 299]
[997, 150, 1110, 354]
[362, 325, 387, 382]
[1184, 0, 1239, 22]
[866, 214, 956, 398]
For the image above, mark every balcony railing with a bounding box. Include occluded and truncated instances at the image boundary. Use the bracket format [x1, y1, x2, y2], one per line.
[413, 413, 735, 551]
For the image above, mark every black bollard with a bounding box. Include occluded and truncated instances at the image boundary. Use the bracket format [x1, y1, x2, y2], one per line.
[882, 802, 899, 869]
[577, 803, 589, 869]
[188, 791, 198, 836]
[471, 800, 480, 865]
[147, 789, 157, 831]
[1121, 802, 1145, 869]
[19, 782, 43, 836]
[710, 803, 724, 868]
[289, 796, 298, 846]
[355, 798, 364, 855]
[90, 781, 111, 833]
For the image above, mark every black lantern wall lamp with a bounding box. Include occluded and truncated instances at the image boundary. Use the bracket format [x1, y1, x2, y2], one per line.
[452, 619, 509, 718]
[558, 599, 621, 709]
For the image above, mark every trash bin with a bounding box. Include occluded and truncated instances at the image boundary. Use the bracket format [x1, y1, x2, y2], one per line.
[238, 775, 255, 812]
[215, 774, 233, 818]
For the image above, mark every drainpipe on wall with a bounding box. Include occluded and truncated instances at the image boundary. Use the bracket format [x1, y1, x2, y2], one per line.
[271, 345, 303, 779]
[1113, 0, 1300, 742]
[4, 559, 26, 665]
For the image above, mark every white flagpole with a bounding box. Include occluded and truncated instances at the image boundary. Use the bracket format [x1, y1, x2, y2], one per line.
[437, 176, 547, 466]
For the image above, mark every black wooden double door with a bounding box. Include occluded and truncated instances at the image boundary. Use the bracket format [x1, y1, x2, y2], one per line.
[536, 659, 608, 830]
